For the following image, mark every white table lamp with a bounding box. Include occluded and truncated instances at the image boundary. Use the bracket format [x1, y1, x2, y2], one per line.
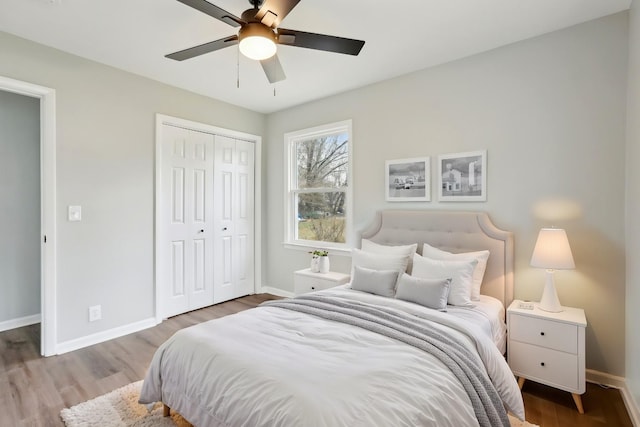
[530, 228, 575, 312]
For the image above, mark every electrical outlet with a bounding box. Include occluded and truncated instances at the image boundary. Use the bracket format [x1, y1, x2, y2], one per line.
[89, 305, 101, 322]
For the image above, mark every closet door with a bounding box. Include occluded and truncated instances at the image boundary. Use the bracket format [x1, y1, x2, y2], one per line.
[213, 135, 255, 303]
[160, 125, 214, 318]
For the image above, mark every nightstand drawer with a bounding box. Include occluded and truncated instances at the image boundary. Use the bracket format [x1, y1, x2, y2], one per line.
[294, 269, 350, 295]
[509, 341, 579, 392]
[509, 314, 577, 354]
[294, 277, 338, 294]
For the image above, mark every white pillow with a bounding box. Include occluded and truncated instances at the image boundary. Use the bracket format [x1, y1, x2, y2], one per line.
[411, 254, 477, 307]
[361, 239, 418, 273]
[395, 274, 451, 311]
[350, 265, 400, 297]
[422, 243, 490, 301]
[350, 248, 410, 285]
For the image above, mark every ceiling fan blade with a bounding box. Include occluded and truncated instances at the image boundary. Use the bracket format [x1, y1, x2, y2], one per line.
[277, 29, 365, 56]
[260, 54, 286, 83]
[255, 0, 301, 28]
[176, 0, 243, 27]
[166, 35, 238, 61]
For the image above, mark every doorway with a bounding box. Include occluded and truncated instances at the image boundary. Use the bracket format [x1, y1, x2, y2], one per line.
[0, 76, 56, 356]
[0, 91, 40, 332]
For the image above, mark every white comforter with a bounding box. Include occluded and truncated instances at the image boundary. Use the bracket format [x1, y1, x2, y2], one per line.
[140, 288, 524, 426]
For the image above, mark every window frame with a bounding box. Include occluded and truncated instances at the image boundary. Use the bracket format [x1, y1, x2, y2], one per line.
[284, 120, 353, 253]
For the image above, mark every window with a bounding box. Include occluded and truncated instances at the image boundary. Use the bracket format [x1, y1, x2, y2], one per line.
[285, 120, 352, 250]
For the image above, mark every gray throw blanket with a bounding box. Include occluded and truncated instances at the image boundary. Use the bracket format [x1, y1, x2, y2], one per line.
[262, 294, 510, 427]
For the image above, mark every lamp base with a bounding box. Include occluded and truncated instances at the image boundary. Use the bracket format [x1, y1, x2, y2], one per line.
[538, 269, 563, 312]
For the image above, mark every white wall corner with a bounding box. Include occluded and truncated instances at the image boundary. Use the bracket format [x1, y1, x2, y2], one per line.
[259, 286, 294, 298]
[621, 386, 640, 427]
[55, 317, 157, 355]
[586, 369, 640, 426]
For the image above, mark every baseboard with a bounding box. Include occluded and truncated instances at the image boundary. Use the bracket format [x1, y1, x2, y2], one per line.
[586, 369, 627, 388]
[259, 286, 294, 298]
[0, 313, 41, 332]
[587, 369, 640, 426]
[55, 317, 157, 355]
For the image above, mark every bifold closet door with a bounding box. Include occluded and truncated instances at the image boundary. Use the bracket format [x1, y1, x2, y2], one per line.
[213, 135, 255, 303]
[160, 125, 214, 318]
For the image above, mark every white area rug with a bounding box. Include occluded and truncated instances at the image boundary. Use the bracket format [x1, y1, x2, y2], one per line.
[61, 380, 538, 427]
[60, 381, 191, 427]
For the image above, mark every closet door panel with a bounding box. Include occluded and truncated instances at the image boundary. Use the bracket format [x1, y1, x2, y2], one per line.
[214, 136, 255, 303]
[160, 125, 214, 317]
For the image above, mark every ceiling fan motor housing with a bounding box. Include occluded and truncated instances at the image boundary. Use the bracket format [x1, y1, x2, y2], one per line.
[240, 7, 260, 23]
[238, 22, 276, 43]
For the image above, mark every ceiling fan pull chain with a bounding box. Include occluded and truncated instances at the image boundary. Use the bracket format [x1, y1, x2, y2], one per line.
[274, 85, 276, 97]
[237, 46, 240, 89]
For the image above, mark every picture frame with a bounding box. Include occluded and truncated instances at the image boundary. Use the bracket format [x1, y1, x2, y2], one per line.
[438, 150, 486, 201]
[385, 157, 430, 202]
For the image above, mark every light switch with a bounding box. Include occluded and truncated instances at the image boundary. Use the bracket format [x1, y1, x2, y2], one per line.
[68, 205, 82, 221]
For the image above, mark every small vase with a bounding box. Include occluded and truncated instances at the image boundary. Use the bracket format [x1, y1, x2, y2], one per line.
[310, 256, 320, 273]
[318, 256, 330, 274]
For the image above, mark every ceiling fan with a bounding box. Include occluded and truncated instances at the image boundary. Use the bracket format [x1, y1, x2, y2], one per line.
[166, 0, 366, 83]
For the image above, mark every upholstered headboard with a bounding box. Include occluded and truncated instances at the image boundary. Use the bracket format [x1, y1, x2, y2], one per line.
[360, 210, 514, 308]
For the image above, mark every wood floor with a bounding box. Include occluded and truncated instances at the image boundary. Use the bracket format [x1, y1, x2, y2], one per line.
[0, 293, 633, 427]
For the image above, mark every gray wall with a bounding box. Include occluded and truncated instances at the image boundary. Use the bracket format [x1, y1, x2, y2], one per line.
[0, 31, 265, 342]
[626, 0, 640, 411]
[0, 90, 40, 323]
[265, 13, 628, 376]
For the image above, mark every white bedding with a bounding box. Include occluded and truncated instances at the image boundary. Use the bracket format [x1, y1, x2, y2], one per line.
[336, 284, 507, 353]
[140, 288, 523, 426]
[447, 294, 507, 354]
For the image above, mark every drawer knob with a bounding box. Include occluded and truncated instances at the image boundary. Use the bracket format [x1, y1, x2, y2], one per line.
[311, 286, 315, 290]
[540, 332, 545, 336]
[540, 362, 545, 367]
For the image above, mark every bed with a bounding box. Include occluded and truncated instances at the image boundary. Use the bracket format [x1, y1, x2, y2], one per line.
[140, 210, 523, 426]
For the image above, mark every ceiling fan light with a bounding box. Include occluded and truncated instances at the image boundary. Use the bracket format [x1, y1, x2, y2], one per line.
[238, 23, 277, 61]
[239, 36, 277, 60]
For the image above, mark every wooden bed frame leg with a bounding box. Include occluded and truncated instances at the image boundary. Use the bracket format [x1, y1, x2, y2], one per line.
[163, 404, 170, 417]
[517, 377, 526, 390]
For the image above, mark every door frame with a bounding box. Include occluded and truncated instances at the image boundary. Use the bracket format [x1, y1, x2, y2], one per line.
[154, 114, 262, 323]
[0, 76, 57, 356]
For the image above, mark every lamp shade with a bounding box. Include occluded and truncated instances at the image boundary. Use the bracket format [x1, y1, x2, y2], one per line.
[530, 228, 575, 270]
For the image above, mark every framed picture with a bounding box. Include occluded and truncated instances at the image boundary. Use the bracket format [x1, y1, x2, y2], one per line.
[385, 157, 430, 202]
[438, 150, 487, 202]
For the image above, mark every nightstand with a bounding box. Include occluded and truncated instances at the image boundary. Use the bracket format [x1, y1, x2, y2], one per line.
[507, 300, 587, 413]
[294, 269, 350, 295]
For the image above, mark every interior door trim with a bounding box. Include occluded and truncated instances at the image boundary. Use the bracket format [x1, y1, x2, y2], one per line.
[0, 75, 57, 356]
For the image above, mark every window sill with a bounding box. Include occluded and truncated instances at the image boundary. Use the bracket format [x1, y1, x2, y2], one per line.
[283, 242, 352, 257]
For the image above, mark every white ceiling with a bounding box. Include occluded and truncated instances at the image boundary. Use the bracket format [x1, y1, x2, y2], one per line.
[0, 0, 631, 113]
